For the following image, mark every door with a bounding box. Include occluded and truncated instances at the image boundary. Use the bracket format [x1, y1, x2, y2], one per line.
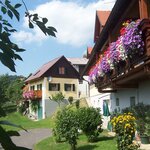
[38, 105, 43, 120]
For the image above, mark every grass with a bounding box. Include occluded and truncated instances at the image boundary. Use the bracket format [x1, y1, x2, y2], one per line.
[35, 130, 117, 150]
[0, 112, 55, 131]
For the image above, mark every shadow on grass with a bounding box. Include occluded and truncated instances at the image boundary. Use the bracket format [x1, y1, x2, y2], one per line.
[77, 145, 98, 150]
[97, 136, 115, 141]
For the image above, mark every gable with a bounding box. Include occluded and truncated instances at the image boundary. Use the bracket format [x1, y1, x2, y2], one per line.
[94, 11, 111, 43]
[43, 56, 80, 79]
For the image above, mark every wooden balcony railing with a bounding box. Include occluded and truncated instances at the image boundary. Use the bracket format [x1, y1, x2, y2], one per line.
[33, 90, 42, 99]
[96, 19, 150, 92]
[23, 90, 42, 100]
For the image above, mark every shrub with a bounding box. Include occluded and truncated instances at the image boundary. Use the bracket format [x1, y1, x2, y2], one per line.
[75, 100, 80, 109]
[122, 103, 150, 136]
[68, 96, 74, 104]
[78, 107, 102, 142]
[17, 103, 26, 114]
[111, 113, 139, 150]
[30, 101, 39, 112]
[54, 108, 79, 150]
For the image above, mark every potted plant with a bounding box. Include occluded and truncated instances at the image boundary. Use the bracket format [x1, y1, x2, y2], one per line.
[135, 104, 150, 144]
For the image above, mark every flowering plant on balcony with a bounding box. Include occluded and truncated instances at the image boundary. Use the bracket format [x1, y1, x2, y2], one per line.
[123, 19, 144, 58]
[88, 19, 145, 84]
[88, 56, 104, 84]
[23, 91, 35, 100]
[101, 48, 114, 74]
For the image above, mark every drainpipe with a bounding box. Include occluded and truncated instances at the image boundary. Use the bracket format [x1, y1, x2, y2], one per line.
[42, 77, 47, 119]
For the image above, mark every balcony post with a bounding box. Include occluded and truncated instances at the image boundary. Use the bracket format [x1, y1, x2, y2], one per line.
[140, 19, 150, 57]
[139, 0, 148, 19]
[42, 77, 47, 119]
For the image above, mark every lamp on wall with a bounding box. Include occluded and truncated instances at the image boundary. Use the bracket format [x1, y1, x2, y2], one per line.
[48, 76, 52, 82]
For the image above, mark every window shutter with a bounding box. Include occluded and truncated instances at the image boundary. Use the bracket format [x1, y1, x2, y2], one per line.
[58, 84, 60, 91]
[64, 84, 67, 91]
[49, 83, 51, 91]
[73, 84, 75, 91]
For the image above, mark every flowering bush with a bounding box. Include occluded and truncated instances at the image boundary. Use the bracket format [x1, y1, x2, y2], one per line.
[88, 19, 144, 84]
[123, 20, 144, 58]
[111, 113, 139, 150]
[101, 48, 114, 74]
[23, 91, 35, 100]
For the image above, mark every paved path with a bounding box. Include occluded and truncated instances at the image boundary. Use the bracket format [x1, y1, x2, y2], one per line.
[11, 128, 52, 150]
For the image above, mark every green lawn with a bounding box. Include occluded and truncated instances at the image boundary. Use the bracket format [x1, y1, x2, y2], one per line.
[0, 112, 55, 131]
[35, 130, 117, 150]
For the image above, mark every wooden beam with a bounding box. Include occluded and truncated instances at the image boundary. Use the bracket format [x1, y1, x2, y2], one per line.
[112, 84, 138, 89]
[139, 0, 148, 19]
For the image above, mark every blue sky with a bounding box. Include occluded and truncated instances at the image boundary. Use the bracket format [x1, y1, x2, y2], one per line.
[0, 0, 115, 77]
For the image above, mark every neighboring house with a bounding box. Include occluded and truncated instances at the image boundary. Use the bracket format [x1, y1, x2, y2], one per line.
[23, 56, 88, 120]
[82, 0, 150, 128]
[67, 57, 89, 98]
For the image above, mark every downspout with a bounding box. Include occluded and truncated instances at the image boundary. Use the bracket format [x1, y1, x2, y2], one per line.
[42, 77, 47, 119]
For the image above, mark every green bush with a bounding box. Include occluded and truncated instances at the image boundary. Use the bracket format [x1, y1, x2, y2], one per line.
[68, 96, 74, 104]
[54, 108, 79, 150]
[30, 101, 39, 112]
[75, 100, 80, 109]
[78, 107, 102, 142]
[122, 103, 150, 136]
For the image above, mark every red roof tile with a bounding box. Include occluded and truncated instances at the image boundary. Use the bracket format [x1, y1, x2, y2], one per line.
[87, 47, 93, 55]
[96, 11, 111, 26]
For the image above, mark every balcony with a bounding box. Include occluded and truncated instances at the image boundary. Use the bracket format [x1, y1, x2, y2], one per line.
[23, 90, 42, 100]
[89, 19, 150, 92]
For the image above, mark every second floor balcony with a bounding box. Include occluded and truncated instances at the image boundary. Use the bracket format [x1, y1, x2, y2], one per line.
[23, 90, 42, 100]
[88, 19, 150, 92]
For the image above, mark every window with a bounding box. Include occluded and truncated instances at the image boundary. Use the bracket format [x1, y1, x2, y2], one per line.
[64, 84, 75, 91]
[37, 84, 42, 90]
[30, 85, 35, 91]
[116, 98, 119, 106]
[130, 97, 136, 107]
[49, 83, 60, 91]
[59, 67, 65, 74]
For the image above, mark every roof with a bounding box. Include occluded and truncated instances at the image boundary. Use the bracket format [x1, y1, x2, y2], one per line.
[67, 58, 88, 65]
[26, 56, 62, 82]
[87, 47, 93, 56]
[94, 11, 111, 42]
[97, 11, 111, 26]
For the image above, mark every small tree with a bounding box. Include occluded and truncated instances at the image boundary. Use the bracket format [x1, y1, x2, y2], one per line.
[68, 96, 73, 104]
[51, 92, 65, 107]
[54, 108, 79, 150]
[78, 107, 103, 142]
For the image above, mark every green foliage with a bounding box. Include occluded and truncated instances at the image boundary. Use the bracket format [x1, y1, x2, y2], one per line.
[0, 120, 29, 150]
[68, 96, 73, 104]
[111, 113, 139, 150]
[78, 107, 102, 142]
[0, 0, 57, 72]
[75, 100, 80, 109]
[122, 103, 150, 136]
[0, 74, 24, 111]
[30, 100, 39, 112]
[54, 108, 79, 150]
[51, 92, 65, 107]
[17, 103, 26, 114]
[35, 130, 117, 150]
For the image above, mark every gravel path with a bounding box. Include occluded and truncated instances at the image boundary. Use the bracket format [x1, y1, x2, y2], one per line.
[11, 128, 52, 150]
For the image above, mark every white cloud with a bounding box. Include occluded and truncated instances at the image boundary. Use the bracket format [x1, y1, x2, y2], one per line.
[13, 0, 115, 47]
